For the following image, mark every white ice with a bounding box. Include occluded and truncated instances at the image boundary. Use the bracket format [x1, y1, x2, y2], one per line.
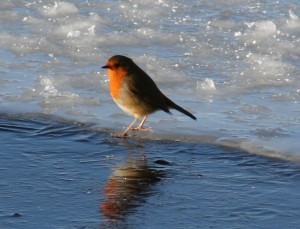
[0, 0, 300, 161]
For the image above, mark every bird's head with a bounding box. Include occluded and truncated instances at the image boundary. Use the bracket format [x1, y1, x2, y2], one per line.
[102, 55, 133, 72]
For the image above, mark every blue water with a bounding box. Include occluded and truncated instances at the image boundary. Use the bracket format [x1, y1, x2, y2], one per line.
[0, 114, 300, 228]
[1, 0, 300, 228]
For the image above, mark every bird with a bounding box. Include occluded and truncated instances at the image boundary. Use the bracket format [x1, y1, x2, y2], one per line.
[102, 55, 196, 138]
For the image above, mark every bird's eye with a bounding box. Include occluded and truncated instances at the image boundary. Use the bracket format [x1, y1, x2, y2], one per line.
[114, 63, 121, 68]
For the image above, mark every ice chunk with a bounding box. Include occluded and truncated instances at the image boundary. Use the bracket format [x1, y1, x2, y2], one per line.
[67, 30, 81, 38]
[252, 21, 277, 36]
[286, 10, 300, 28]
[289, 10, 299, 21]
[40, 77, 58, 98]
[197, 78, 216, 91]
[41, 2, 78, 17]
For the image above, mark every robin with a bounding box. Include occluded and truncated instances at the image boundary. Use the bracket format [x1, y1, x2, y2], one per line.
[102, 55, 196, 138]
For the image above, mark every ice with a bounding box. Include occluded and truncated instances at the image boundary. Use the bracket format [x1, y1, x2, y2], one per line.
[287, 10, 300, 28]
[244, 54, 292, 85]
[41, 2, 78, 17]
[197, 78, 216, 91]
[240, 20, 277, 46]
[40, 77, 57, 96]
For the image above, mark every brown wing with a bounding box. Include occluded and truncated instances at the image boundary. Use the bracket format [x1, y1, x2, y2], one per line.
[126, 64, 171, 114]
[127, 61, 196, 120]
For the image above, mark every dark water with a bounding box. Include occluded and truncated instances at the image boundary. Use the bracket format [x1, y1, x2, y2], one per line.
[1, 113, 300, 229]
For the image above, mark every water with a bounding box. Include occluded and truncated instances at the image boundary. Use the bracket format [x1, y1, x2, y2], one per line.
[1, 0, 300, 228]
[1, 113, 300, 228]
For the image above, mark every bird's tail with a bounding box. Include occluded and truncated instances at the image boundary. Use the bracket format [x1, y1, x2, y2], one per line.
[165, 97, 197, 120]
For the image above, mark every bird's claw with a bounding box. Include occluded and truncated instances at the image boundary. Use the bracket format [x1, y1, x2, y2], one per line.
[111, 132, 131, 138]
[130, 126, 150, 131]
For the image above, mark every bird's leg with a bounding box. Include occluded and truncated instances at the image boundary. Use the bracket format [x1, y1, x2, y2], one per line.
[131, 116, 150, 131]
[137, 116, 147, 130]
[112, 118, 138, 138]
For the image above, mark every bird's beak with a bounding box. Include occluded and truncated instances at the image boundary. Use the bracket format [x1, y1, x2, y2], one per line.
[101, 65, 108, 69]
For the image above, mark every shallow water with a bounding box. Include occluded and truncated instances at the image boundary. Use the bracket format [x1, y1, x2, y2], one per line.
[1, 114, 300, 228]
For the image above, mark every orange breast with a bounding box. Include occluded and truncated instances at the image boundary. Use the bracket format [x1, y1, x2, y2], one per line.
[108, 68, 128, 99]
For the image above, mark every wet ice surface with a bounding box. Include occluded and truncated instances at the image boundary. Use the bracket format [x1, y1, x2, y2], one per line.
[1, 114, 300, 229]
[0, 0, 299, 160]
[1, 0, 300, 227]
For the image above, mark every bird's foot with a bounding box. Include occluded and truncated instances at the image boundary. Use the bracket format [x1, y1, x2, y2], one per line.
[131, 126, 150, 132]
[111, 132, 131, 138]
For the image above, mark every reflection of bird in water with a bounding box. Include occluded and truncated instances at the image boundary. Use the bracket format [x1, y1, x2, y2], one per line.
[101, 155, 163, 220]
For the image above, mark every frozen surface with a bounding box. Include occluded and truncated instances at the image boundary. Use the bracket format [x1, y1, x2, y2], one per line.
[0, 1, 300, 159]
[1, 1, 300, 228]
